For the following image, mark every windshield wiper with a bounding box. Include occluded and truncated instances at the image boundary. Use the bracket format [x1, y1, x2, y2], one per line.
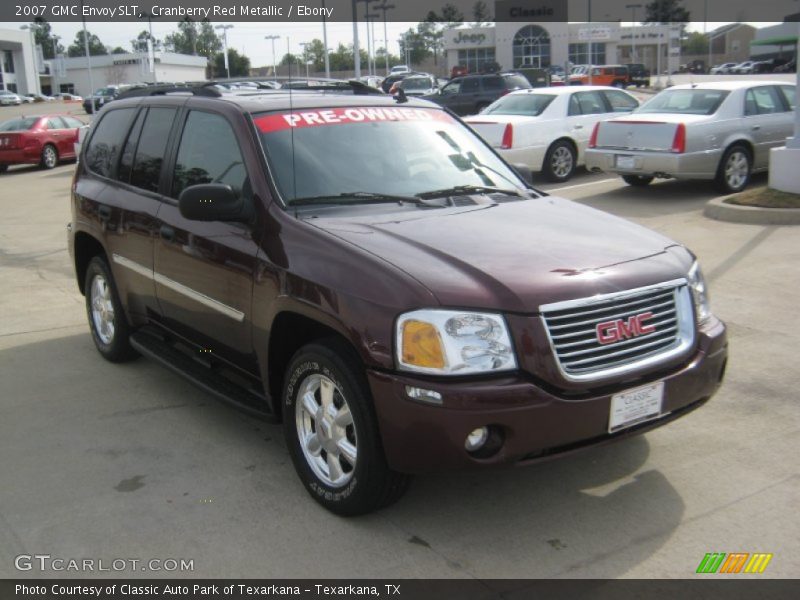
[289, 191, 427, 206]
[416, 185, 524, 200]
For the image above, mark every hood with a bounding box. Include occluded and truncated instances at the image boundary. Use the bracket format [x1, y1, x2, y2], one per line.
[305, 196, 690, 313]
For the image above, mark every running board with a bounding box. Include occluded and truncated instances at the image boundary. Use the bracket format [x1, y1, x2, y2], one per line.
[130, 328, 277, 423]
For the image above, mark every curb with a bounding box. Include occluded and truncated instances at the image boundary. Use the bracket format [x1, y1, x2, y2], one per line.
[704, 196, 800, 225]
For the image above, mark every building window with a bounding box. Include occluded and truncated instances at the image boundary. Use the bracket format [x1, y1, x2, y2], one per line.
[457, 48, 496, 73]
[568, 43, 606, 66]
[3, 50, 15, 74]
[513, 25, 551, 68]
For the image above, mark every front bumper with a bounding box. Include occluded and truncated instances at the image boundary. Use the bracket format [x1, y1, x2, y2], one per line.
[369, 318, 727, 474]
[585, 148, 722, 179]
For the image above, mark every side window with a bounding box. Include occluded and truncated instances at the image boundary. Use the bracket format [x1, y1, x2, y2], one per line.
[780, 85, 796, 109]
[482, 76, 504, 91]
[116, 109, 145, 184]
[129, 107, 177, 192]
[568, 94, 582, 116]
[84, 108, 136, 179]
[46, 117, 66, 129]
[744, 90, 758, 116]
[603, 90, 639, 113]
[748, 86, 784, 115]
[575, 91, 606, 115]
[441, 81, 461, 95]
[171, 111, 248, 200]
[461, 78, 481, 93]
[62, 116, 85, 129]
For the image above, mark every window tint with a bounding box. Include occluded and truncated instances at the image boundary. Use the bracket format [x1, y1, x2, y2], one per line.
[129, 108, 176, 192]
[745, 87, 784, 115]
[117, 109, 145, 184]
[461, 78, 480, 93]
[85, 108, 136, 179]
[574, 91, 607, 114]
[780, 85, 796, 109]
[482, 76, 504, 90]
[603, 90, 638, 112]
[172, 111, 247, 199]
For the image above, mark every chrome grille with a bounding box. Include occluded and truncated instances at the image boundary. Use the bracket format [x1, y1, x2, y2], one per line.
[540, 280, 695, 382]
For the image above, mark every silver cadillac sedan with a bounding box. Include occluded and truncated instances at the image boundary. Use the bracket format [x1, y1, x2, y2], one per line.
[585, 81, 796, 193]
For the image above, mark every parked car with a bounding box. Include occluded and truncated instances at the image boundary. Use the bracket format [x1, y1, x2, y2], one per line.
[381, 72, 415, 93]
[389, 65, 410, 74]
[54, 93, 82, 101]
[357, 75, 384, 89]
[422, 72, 532, 116]
[0, 90, 23, 106]
[585, 81, 796, 193]
[83, 85, 129, 113]
[751, 60, 775, 74]
[0, 114, 85, 173]
[569, 65, 630, 88]
[627, 63, 651, 87]
[396, 74, 438, 96]
[709, 63, 737, 75]
[69, 85, 727, 515]
[774, 59, 796, 73]
[20, 95, 35, 104]
[464, 86, 640, 182]
[732, 61, 756, 74]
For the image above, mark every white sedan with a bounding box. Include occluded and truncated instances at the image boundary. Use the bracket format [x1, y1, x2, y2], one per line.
[464, 86, 640, 182]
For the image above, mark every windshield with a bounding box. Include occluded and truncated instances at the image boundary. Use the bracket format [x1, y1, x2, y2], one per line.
[255, 106, 527, 204]
[637, 89, 730, 115]
[401, 78, 434, 91]
[484, 93, 555, 116]
[0, 117, 38, 131]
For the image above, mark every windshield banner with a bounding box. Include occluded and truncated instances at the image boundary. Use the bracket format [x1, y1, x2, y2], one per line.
[254, 107, 455, 133]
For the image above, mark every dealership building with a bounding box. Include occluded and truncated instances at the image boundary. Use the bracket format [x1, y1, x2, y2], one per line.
[444, 20, 681, 75]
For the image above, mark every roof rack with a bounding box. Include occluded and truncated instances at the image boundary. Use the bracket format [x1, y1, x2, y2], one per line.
[117, 84, 221, 99]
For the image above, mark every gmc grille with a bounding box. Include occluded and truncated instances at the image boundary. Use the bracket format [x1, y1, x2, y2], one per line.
[540, 279, 695, 382]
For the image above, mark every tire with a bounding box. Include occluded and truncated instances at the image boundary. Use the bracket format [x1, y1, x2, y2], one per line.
[622, 174, 654, 187]
[715, 145, 751, 194]
[283, 339, 412, 516]
[40, 144, 58, 169]
[0, 164, 7, 174]
[542, 140, 576, 183]
[84, 256, 138, 362]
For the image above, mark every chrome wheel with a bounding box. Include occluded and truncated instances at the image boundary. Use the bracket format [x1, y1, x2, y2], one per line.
[295, 374, 357, 488]
[90, 274, 115, 345]
[724, 150, 749, 190]
[550, 145, 574, 179]
[42, 145, 57, 169]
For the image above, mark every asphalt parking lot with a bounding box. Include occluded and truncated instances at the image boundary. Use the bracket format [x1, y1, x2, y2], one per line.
[1, 102, 798, 581]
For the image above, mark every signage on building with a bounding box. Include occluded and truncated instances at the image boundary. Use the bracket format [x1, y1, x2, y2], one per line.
[453, 32, 487, 45]
[495, 0, 567, 22]
[444, 27, 495, 48]
[578, 27, 612, 42]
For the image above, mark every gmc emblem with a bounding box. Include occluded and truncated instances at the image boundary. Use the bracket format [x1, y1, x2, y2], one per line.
[596, 312, 656, 345]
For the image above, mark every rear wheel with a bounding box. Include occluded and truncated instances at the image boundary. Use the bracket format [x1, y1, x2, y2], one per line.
[622, 174, 654, 187]
[40, 144, 58, 169]
[715, 145, 751, 194]
[543, 140, 576, 182]
[84, 256, 138, 362]
[0, 164, 7, 174]
[283, 339, 411, 516]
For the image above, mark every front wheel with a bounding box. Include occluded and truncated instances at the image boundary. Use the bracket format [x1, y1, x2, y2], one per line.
[542, 140, 576, 182]
[40, 144, 58, 169]
[84, 256, 138, 362]
[283, 340, 411, 516]
[622, 174, 654, 187]
[715, 145, 751, 194]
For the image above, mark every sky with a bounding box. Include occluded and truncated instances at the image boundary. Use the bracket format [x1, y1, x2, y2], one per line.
[0, 21, 780, 68]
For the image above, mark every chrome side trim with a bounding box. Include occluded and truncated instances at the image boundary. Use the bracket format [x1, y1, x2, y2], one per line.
[153, 272, 245, 323]
[111, 253, 245, 323]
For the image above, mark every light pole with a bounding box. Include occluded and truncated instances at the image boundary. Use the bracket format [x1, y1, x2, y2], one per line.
[321, 0, 331, 78]
[299, 42, 310, 78]
[351, 0, 361, 78]
[375, 3, 395, 75]
[78, 0, 95, 112]
[215, 24, 234, 79]
[367, 12, 381, 76]
[358, 0, 377, 76]
[625, 4, 642, 61]
[138, 10, 159, 83]
[265, 35, 280, 77]
[20, 23, 42, 95]
[587, 0, 593, 85]
[51, 34, 60, 95]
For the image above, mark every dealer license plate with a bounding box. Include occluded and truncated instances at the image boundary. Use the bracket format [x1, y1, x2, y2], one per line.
[616, 155, 636, 169]
[609, 381, 664, 433]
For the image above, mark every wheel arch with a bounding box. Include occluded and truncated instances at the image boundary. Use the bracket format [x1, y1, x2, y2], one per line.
[543, 136, 579, 168]
[73, 231, 107, 295]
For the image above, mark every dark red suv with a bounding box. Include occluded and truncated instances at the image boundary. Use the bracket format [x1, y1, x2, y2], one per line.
[69, 82, 727, 515]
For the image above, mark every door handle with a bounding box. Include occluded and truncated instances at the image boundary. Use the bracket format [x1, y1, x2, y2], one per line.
[159, 225, 175, 241]
[751, 125, 761, 131]
[97, 205, 111, 222]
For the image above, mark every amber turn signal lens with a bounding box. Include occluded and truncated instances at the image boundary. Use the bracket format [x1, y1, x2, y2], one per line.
[401, 320, 446, 369]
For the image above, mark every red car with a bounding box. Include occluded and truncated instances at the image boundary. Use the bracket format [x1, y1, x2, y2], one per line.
[0, 114, 85, 173]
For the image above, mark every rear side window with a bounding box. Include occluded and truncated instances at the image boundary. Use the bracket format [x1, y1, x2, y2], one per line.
[171, 111, 248, 199]
[461, 78, 480, 93]
[46, 117, 67, 129]
[116, 109, 146, 184]
[745, 87, 785, 115]
[129, 107, 177, 192]
[573, 91, 607, 115]
[85, 108, 136, 179]
[603, 90, 638, 112]
[482, 76, 504, 90]
[503, 75, 531, 89]
[780, 85, 796, 109]
[62, 116, 85, 129]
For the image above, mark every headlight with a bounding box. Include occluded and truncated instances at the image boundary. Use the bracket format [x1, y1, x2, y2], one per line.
[396, 309, 517, 375]
[688, 261, 711, 323]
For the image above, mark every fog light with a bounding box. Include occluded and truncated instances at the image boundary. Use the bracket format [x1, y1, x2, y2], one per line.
[465, 427, 489, 452]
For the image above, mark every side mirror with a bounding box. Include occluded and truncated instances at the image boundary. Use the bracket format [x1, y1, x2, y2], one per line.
[511, 163, 533, 185]
[178, 184, 250, 222]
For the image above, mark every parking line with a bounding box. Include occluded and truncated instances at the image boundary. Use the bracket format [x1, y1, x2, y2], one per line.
[548, 178, 618, 193]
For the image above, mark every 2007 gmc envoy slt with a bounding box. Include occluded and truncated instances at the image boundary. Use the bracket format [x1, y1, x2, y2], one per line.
[68, 82, 728, 515]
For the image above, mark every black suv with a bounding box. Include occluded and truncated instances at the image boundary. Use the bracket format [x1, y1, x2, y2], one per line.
[423, 73, 531, 115]
[83, 85, 128, 114]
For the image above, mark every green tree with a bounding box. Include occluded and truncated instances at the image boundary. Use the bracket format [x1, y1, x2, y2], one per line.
[682, 31, 708, 55]
[214, 48, 251, 77]
[31, 18, 64, 59]
[300, 39, 327, 72]
[471, 1, 492, 27]
[164, 17, 199, 55]
[110, 46, 127, 55]
[440, 3, 465, 27]
[644, 0, 690, 23]
[67, 30, 108, 57]
[197, 20, 222, 61]
[131, 30, 161, 53]
[399, 28, 431, 65]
